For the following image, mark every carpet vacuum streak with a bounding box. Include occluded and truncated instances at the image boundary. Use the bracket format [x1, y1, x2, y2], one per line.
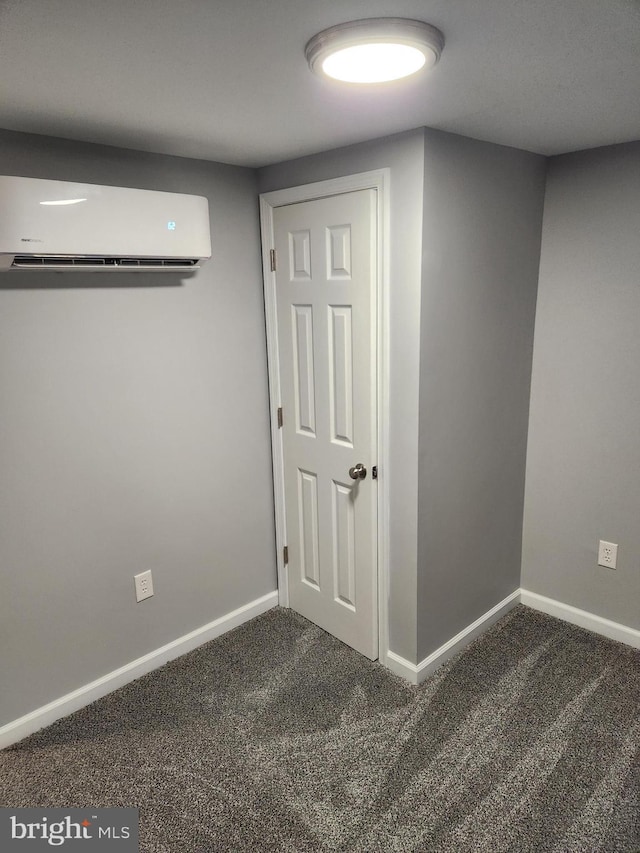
[1, 605, 639, 851]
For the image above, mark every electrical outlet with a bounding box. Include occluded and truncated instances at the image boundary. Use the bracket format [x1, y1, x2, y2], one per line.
[134, 570, 154, 602]
[597, 540, 618, 570]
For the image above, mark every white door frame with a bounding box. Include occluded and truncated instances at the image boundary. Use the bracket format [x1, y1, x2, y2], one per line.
[259, 169, 391, 662]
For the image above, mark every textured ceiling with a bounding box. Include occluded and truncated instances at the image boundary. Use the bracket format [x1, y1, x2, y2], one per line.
[0, 0, 639, 167]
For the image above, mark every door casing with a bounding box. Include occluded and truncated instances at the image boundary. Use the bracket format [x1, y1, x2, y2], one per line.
[259, 169, 391, 662]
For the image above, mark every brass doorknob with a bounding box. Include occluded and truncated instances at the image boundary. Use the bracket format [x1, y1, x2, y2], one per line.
[348, 463, 367, 480]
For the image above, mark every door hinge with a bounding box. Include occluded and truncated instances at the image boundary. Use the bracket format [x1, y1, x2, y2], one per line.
[270, 249, 277, 272]
[277, 407, 283, 428]
[372, 465, 378, 480]
[283, 545, 289, 565]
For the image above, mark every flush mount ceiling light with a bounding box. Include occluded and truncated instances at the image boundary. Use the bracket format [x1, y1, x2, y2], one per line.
[305, 18, 444, 84]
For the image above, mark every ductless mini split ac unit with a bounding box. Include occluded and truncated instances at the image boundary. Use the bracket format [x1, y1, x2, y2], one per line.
[0, 175, 211, 271]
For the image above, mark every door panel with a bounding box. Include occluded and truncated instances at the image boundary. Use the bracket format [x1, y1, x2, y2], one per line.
[273, 189, 377, 659]
[298, 468, 320, 588]
[332, 478, 356, 609]
[292, 305, 316, 435]
[328, 306, 354, 445]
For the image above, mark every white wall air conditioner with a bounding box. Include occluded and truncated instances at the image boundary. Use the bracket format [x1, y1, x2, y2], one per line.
[0, 176, 211, 271]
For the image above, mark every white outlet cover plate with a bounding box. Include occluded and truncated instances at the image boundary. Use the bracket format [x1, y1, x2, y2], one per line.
[134, 570, 154, 602]
[597, 540, 618, 569]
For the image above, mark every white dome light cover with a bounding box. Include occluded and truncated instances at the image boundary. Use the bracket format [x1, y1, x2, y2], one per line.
[305, 18, 445, 84]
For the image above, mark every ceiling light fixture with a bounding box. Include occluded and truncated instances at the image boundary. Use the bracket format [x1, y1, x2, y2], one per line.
[305, 18, 444, 84]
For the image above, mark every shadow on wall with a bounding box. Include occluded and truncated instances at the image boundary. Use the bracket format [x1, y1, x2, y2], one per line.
[0, 271, 193, 290]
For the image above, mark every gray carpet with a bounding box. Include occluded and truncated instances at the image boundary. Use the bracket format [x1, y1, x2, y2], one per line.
[1, 605, 639, 852]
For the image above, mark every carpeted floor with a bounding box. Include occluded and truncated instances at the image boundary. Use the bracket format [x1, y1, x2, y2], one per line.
[1, 605, 639, 852]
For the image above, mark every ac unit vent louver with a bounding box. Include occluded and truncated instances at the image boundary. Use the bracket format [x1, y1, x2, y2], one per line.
[12, 256, 200, 271]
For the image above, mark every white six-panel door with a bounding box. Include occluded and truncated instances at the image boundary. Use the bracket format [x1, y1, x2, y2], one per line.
[273, 189, 378, 659]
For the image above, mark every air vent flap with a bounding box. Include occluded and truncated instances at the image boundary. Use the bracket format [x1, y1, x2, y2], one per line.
[12, 255, 200, 271]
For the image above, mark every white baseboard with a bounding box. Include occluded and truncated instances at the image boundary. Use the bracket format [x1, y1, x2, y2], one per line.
[520, 589, 640, 649]
[386, 588, 640, 686]
[384, 650, 420, 683]
[5, 586, 634, 748]
[384, 589, 521, 685]
[0, 590, 278, 750]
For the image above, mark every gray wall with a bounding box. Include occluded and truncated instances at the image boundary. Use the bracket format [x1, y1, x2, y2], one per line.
[0, 130, 276, 725]
[418, 131, 546, 660]
[522, 142, 640, 628]
[259, 130, 426, 662]
[5, 123, 633, 725]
